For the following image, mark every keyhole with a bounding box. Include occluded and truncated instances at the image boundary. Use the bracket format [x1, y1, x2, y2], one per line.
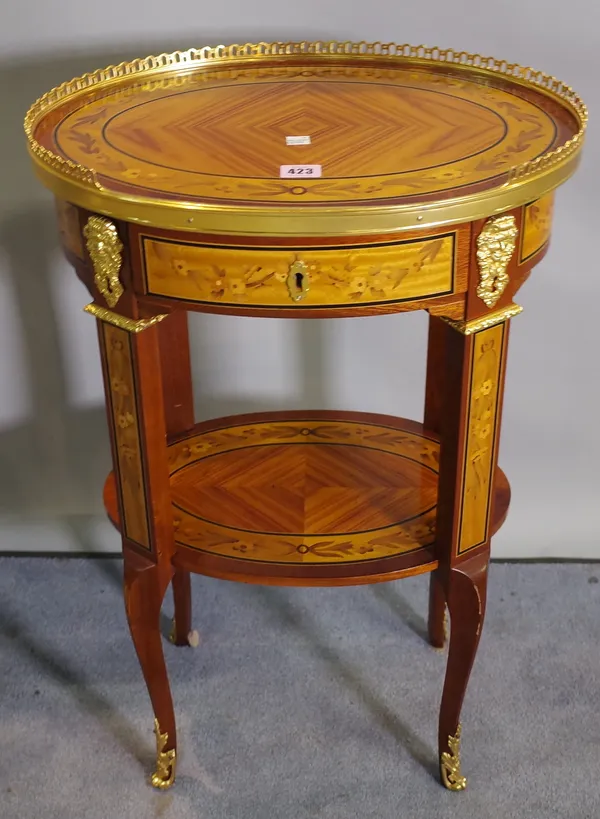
[287, 261, 309, 302]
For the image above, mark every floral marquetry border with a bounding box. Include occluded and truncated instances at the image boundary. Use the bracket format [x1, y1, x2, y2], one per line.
[170, 513, 437, 564]
[142, 235, 455, 307]
[101, 324, 151, 549]
[167, 420, 440, 473]
[457, 323, 506, 555]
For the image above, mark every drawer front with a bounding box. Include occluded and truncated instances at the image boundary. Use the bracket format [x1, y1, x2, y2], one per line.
[141, 233, 456, 309]
[519, 193, 554, 263]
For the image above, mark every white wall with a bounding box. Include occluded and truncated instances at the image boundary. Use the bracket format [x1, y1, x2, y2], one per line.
[0, 1, 598, 556]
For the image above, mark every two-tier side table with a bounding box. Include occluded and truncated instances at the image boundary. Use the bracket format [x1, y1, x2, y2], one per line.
[25, 41, 586, 791]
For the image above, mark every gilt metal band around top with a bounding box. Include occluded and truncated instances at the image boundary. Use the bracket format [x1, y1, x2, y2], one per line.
[25, 41, 587, 237]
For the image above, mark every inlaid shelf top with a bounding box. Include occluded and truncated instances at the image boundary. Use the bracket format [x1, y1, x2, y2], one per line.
[25, 41, 586, 236]
[103, 414, 511, 585]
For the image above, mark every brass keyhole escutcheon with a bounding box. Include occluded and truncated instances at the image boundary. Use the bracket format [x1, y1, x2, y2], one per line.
[287, 260, 310, 302]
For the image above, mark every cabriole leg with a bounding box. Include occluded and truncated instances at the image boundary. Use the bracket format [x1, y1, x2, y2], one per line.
[434, 314, 511, 789]
[438, 553, 488, 790]
[97, 313, 179, 787]
[171, 568, 194, 646]
[428, 569, 447, 649]
[124, 556, 177, 789]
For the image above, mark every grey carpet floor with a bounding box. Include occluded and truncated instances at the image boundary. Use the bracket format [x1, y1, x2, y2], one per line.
[0, 559, 598, 819]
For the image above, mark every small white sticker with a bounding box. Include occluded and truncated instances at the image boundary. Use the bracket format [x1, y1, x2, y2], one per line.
[285, 135, 311, 145]
[280, 164, 322, 178]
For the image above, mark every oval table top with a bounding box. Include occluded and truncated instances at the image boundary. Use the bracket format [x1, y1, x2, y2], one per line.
[26, 41, 586, 236]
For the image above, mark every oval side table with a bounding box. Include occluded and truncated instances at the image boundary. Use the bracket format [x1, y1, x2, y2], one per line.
[25, 41, 586, 791]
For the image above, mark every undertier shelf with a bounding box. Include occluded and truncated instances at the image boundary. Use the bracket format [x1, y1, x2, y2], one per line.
[104, 411, 510, 585]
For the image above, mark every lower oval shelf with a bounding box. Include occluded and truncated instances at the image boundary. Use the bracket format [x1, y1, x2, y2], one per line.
[104, 411, 511, 586]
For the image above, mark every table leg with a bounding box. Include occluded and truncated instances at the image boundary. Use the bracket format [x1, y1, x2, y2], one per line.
[434, 316, 511, 790]
[97, 317, 178, 788]
[170, 568, 194, 647]
[438, 553, 487, 791]
[428, 571, 447, 649]
[124, 555, 176, 789]
[158, 310, 195, 437]
[424, 315, 451, 649]
[157, 312, 196, 647]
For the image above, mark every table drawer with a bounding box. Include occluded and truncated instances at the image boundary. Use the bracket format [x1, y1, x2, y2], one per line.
[519, 193, 554, 263]
[140, 233, 457, 309]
